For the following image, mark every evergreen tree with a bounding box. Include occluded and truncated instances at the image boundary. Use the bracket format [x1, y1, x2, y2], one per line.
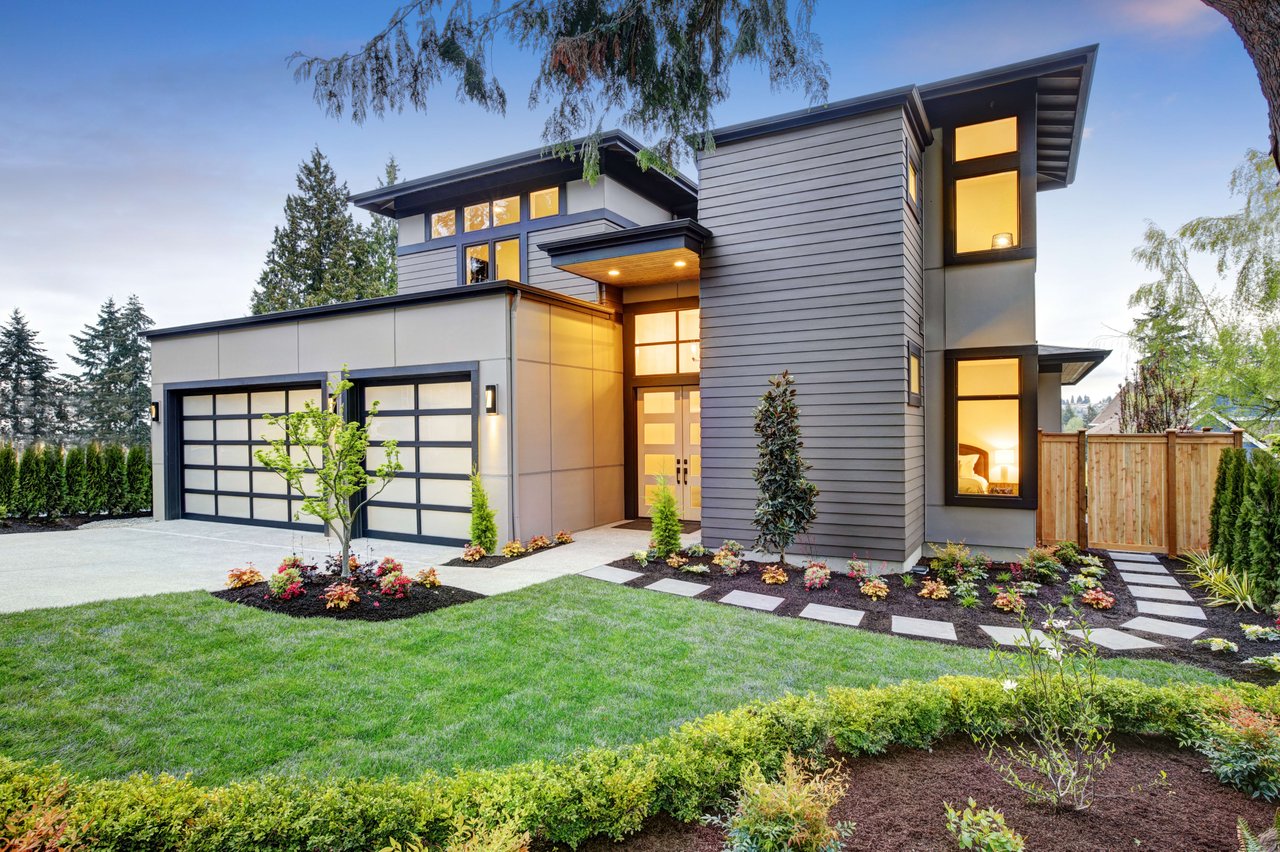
[125, 445, 151, 514]
[0, 309, 61, 444]
[1232, 456, 1257, 574]
[366, 155, 400, 297]
[0, 444, 15, 515]
[1216, 449, 1247, 564]
[1209, 449, 1233, 554]
[70, 296, 153, 445]
[250, 148, 376, 314]
[1246, 451, 1280, 598]
[15, 444, 45, 519]
[468, 468, 498, 552]
[102, 443, 126, 515]
[43, 444, 65, 519]
[64, 445, 86, 516]
[649, 476, 682, 557]
[83, 442, 105, 515]
[751, 371, 819, 567]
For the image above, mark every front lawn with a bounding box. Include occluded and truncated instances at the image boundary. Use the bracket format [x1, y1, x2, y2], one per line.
[0, 576, 1223, 784]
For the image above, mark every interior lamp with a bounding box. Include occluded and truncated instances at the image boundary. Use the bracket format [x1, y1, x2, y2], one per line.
[992, 447, 1018, 483]
[991, 232, 1014, 250]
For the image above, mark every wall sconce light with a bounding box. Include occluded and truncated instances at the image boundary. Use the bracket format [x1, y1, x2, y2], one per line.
[991, 232, 1014, 250]
[150, 401, 160, 422]
[484, 384, 498, 415]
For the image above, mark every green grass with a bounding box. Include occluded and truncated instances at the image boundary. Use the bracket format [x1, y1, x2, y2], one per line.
[0, 576, 1222, 784]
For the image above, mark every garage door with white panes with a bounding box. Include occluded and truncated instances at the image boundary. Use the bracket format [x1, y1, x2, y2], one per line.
[180, 386, 323, 529]
[361, 377, 475, 544]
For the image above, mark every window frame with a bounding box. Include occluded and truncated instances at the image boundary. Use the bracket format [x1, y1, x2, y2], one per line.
[907, 341, 923, 407]
[529, 186, 560, 220]
[905, 150, 922, 221]
[944, 347, 1038, 510]
[463, 242, 491, 284]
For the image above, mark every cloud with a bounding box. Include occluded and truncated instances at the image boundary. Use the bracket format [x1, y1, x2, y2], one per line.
[1099, 0, 1225, 38]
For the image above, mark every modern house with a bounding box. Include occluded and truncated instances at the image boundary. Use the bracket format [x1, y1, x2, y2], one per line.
[145, 45, 1109, 567]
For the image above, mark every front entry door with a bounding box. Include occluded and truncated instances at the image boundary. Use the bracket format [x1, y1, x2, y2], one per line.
[637, 386, 701, 521]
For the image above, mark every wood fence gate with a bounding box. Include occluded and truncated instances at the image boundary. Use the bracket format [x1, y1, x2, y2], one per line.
[1037, 429, 1243, 556]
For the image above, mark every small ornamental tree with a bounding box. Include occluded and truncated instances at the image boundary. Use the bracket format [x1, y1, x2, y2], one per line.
[83, 442, 105, 515]
[0, 444, 16, 515]
[751, 371, 818, 567]
[649, 475, 682, 557]
[468, 468, 498, 552]
[102, 443, 126, 515]
[42, 444, 65, 519]
[15, 444, 45, 519]
[63, 445, 86, 515]
[256, 369, 403, 578]
[125, 445, 151, 513]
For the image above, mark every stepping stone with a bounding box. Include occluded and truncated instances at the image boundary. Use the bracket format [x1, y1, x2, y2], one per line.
[645, 578, 709, 597]
[580, 565, 643, 584]
[1120, 572, 1179, 587]
[799, 603, 865, 626]
[720, 590, 784, 612]
[1112, 561, 1170, 575]
[1122, 616, 1207, 640]
[979, 625, 1049, 647]
[892, 615, 957, 641]
[1109, 551, 1160, 563]
[1136, 600, 1206, 620]
[1127, 585, 1195, 603]
[1066, 627, 1162, 651]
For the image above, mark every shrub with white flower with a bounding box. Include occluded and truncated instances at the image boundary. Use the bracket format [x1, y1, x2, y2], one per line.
[1002, 679, 1018, 692]
[1241, 623, 1280, 642]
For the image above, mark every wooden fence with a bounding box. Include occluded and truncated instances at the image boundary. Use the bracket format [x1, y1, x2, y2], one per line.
[1037, 428, 1243, 556]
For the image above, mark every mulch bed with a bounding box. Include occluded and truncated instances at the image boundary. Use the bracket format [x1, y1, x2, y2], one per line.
[563, 736, 1274, 851]
[212, 575, 484, 621]
[0, 512, 150, 535]
[607, 551, 1278, 683]
[442, 541, 569, 568]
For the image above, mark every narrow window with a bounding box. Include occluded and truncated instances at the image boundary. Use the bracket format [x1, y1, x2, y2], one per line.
[465, 244, 490, 283]
[907, 342, 923, 407]
[494, 237, 520, 282]
[954, 357, 1020, 497]
[464, 202, 490, 232]
[530, 187, 559, 219]
[492, 195, 520, 226]
[955, 170, 1019, 254]
[907, 159, 919, 207]
[431, 210, 456, 238]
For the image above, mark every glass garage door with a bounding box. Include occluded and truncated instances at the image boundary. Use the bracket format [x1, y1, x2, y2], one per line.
[361, 377, 475, 544]
[180, 386, 324, 530]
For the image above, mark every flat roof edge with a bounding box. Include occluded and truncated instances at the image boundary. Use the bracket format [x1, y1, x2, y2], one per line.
[708, 85, 932, 148]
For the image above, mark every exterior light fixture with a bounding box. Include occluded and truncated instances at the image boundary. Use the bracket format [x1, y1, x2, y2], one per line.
[484, 384, 498, 415]
[150, 401, 160, 422]
[673, 260, 687, 268]
[607, 269, 620, 277]
[991, 232, 1014, 250]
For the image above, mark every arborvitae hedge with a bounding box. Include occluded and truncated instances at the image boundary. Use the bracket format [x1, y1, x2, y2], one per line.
[126, 445, 150, 514]
[1209, 448, 1232, 553]
[1213, 449, 1246, 564]
[63, 446, 86, 516]
[0, 443, 150, 519]
[42, 445, 65, 519]
[1246, 451, 1280, 595]
[83, 443, 105, 515]
[0, 444, 16, 514]
[102, 444, 126, 515]
[15, 446, 45, 519]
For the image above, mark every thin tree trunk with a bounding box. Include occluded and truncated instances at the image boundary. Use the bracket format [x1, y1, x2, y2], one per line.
[1203, 0, 1280, 174]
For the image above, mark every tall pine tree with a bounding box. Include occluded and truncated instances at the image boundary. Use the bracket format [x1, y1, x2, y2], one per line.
[0, 310, 61, 445]
[365, 155, 400, 297]
[70, 295, 153, 445]
[250, 148, 378, 314]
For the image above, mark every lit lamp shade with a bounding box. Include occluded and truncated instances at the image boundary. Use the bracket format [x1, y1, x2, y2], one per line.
[992, 447, 1018, 483]
[991, 232, 1014, 250]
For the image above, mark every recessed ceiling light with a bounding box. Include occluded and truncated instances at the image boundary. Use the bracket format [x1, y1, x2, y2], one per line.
[673, 260, 687, 268]
[607, 269, 620, 276]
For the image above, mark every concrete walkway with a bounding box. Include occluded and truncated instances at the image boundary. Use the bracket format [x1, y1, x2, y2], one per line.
[0, 518, 672, 613]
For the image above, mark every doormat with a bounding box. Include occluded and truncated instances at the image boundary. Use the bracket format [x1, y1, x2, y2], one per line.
[613, 519, 701, 533]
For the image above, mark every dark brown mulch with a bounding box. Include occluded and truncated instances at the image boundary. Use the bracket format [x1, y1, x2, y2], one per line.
[565, 736, 1276, 852]
[612, 519, 701, 533]
[607, 552, 1278, 683]
[441, 541, 568, 568]
[0, 512, 151, 535]
[212, 575, 484, 621]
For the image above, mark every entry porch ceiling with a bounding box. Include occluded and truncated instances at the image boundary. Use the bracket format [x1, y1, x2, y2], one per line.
[538, 219, 710, 287]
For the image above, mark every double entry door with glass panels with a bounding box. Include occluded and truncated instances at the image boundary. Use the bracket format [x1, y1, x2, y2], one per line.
[637, 386, 701, 521]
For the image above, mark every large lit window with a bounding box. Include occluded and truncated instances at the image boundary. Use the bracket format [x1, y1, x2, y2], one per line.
[633, 308, 699, 376]
[492, 195, 520, 226]
[494, 238, 520, 281]
[955, 170, 1019, 253]
[465, 244, 489, 283]
[530, 187, 559, 219]
[464, 202, 490, 232]
[953, 357, 1021, 499]
[431, 210, 456, 238]
[955, 116, 1017, 162]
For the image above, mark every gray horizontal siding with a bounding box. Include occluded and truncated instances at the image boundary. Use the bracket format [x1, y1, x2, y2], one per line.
[398, 246, 457, 294]
[698, 106, 922, 562]
[527, 220, 621, 302]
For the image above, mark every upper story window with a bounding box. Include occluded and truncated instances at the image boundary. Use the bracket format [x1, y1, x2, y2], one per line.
[955, 116, 1017, 162]
[956, 171, 1019, 253]
[492, 195, 520, 226]
[530, 187, 559, 219]
[431, 210, 456, 238]
[465, 237, 521, 284]
[464, 202, 490, 232]
[634, 308, 700, 376]
[947, 115, 1027, 261]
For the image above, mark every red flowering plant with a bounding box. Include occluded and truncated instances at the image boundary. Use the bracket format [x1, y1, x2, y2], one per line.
[267, 566, 305, 601]
[554, 529, 574, 545]
[846, 556, 869, 582]
[379, 571, 413, 599]
[323, 582, 360, 610]
[376, 557, 404, 577]
[803, 561, 831, 591]
[528, 534, 552, 550]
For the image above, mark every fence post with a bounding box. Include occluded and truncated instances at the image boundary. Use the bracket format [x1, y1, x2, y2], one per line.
[1166, 429, 1178, 557]
[1232, 428, 1244, 449]
[1076, 429, 1088, 549]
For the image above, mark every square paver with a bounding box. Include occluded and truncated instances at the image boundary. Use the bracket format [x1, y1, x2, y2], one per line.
[1135, 600, 1206, 620]
[1119, 572, 1180, 587]
[1111, 561, 1170, 575]
[720, 590, 785, 611]
[799, 603, 865, 626]
[580, 565, 643, 584]
[1066, 627, 1162, 651]
[1109, 551, 1160, 563]
[645, 578, 709, 597]
[1127, 585, 1194, 603]
[979, 625, 1049, 647]
[1122, 616, 1207, 640]
[892, 615, 957, 641]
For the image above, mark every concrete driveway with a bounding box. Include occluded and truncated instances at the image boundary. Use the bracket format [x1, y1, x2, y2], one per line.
[0, 518, 660, 613]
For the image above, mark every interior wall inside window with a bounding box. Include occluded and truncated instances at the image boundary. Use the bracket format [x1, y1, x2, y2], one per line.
[955, 171, 1019, 254]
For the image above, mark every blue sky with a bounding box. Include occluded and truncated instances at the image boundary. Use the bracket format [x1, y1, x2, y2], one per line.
[0, 0, 1267, 401]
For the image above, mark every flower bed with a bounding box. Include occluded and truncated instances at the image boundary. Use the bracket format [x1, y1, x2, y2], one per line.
[441, 531, 574, 568]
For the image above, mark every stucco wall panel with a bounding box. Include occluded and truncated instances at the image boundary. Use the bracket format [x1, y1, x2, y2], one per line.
[151, 334, 219, 384]
[298, 312, 396, 371]
[217, 325, 300, 379]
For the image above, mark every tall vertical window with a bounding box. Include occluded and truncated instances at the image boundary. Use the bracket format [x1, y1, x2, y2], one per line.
[949, 115, 1023, 258]
[633, 308, 700, 376]
[530, 187, 559, 219]
[907, 342, 922, 407]
[907, 159, 920, 208]
[951, 356, 1024, 500]
[494, 238, 520, 281]
[465, 245, 489, 283]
